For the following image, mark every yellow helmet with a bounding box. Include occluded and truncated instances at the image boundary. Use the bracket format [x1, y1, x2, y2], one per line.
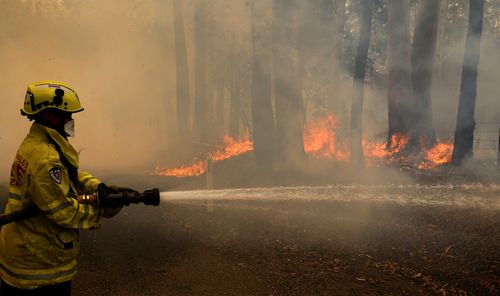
[21, 80, 84, 116]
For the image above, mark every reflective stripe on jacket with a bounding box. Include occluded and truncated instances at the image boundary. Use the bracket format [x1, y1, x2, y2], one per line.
[0, 123, 104, 289]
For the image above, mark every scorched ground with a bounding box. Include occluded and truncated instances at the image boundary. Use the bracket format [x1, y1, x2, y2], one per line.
[73, 184, 500, 296]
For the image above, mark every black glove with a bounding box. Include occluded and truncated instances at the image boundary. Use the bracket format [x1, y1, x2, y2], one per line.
[97, 183, 113, 198]
[97, 183, 138, 197]
[96, 183, 126, 218]
[108, 185, 139, 194]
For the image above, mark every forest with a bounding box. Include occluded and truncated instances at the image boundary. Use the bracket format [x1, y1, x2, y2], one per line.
[153, 0, 499, 182]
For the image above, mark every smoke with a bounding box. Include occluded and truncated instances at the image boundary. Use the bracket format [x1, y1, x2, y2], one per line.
[0, 0, 498, 183]
[0, 0, 177, 180]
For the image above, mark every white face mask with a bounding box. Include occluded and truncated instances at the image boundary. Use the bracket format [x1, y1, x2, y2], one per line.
[64, 119, 75, 137]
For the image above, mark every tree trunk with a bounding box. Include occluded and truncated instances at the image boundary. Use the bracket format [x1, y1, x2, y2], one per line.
[295, 2, 312, 118]
[214, 71, 225, 138]
[452, 0, 485, 165]
[272, 0, 305, 165]
[229, 61, 241, 139]
[331, 0, 348, 137]
[193, 2, 209, 142]
[204, 11, 218, 141]
[410, 0, 440, 149]
[350, 1, 373, 165]
[387, 0, 413, 145]
[315, 0, 337, 115]
[251, 0, 275, 165]
[334, 0, 347, 61]
[172, 0, 190, 142]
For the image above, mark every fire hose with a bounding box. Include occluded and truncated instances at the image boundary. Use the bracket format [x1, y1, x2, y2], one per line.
[78, 188, 160, 207]
[0, 188, 160, 227]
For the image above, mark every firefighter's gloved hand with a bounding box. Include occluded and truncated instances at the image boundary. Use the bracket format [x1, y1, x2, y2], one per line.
[108, 185, 139, 194]
[98, 183, 138, 196]
[97, 183, 115, 197]
[97, 183, 124, 218]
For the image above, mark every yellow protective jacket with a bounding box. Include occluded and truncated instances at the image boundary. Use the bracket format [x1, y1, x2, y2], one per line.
[0, 123, 104, 289]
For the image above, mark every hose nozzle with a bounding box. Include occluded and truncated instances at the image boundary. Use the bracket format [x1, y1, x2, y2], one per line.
[98, 188, 160, 207]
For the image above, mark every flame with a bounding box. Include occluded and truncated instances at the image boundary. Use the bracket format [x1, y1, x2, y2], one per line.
[154, 135, 254, 177]
[363, 133, 454, 168]
[419, 141, 454, 169]
[363, 133, 410, 162]
[155, 113, 454, 177]
[303, 114, 350, 161]
[211, 136, 254, 162]
[154, 160, 206, 177]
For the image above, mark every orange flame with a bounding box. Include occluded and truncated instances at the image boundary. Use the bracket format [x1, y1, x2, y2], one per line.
[363, 133, 410, 162]
[155, 113, 454, 177]
[211, 136, 254, 162]
[419, 141, 454, 169]
[154, 135, 254, 177]
[154, 160, 206, 177]
[303, 114, 350, 161]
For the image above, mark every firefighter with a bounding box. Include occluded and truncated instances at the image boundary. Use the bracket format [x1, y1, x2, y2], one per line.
[0, 81, 124, 295]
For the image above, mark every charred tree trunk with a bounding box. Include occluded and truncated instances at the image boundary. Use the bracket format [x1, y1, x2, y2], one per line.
[452, 0, 485, 165]
[387, 0, 413, 145]
[193, 2, 209, 142]
[251, 0, 275, 165]
[350, 1, 373, 165]
[410, 0, 440, 149]
[172, 0, 190, 142]
[272, 0, 305, 165]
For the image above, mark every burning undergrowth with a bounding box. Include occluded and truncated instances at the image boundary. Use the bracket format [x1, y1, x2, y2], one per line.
[154, 114, 454, 178]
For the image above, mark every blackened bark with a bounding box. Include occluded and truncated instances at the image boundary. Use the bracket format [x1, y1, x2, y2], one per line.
[410, 0, 440, 149]
[387, 0, 413, 145]
[350, 1, 373, 165]
[272, 0, 305, 164]
[452, 0, 485, 165]
[172, 0, 190, 142]
[251, 0, 275, 165]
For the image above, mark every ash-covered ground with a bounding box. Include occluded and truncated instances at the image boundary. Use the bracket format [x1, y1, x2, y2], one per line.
[73, 184, 500, 296]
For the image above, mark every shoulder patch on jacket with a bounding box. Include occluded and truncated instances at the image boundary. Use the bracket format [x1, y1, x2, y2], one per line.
[49, 167, 62, 184]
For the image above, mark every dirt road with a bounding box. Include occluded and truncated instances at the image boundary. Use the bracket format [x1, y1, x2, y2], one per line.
[73, 184, 499, 295]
